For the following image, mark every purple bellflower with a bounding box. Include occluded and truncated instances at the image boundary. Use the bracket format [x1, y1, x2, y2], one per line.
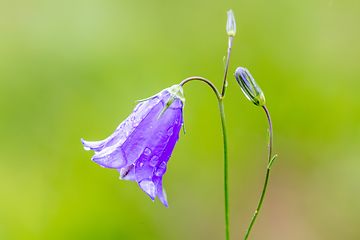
[81, 85, 185, 207]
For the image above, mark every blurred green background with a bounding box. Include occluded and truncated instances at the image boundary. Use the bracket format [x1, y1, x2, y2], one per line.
[1, 0, 359, 239]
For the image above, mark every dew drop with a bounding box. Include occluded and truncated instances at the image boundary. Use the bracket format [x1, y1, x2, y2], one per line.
[143, 147, 151, 155]
[117, 122, 125, 131]
[167, 127, 173, 136]
[155, 162, 167, 177]
[139, 162, 144, 167]
[133, 120, 139, 127]
[149, 156, 158, 167]
[125, 130, 131, 137]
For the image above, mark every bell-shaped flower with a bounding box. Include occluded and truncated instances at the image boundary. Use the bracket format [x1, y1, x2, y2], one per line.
[234, 67, 265, 107]
[81, 85, 185, 207]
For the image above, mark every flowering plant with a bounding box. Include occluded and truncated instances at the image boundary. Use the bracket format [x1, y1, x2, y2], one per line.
[82, 10, 277, 240]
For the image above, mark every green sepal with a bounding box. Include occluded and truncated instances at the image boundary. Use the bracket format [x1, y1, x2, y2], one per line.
[182, 113, 186, 135]
[267, 154, 277, 169]
[135, 94, 158, 103]
[156, 85, 186, 134]
[157, 94, 177, 120]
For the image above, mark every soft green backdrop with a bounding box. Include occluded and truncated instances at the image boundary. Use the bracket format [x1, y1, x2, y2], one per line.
[1, 0, 359, 239]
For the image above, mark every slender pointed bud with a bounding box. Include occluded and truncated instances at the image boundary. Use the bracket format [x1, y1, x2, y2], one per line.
[234, 67, 265, 107]
[226, 9, 236, 36]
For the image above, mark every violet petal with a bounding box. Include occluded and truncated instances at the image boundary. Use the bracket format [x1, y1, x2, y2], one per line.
[81, 85, 184, 207]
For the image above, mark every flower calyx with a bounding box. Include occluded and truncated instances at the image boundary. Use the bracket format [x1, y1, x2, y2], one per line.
[158, 84, 185, 120]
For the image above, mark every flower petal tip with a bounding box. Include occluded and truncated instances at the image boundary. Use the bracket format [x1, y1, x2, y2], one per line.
[81, 138, 106, 152]
[139, 179, 157, 200]
[91, 146, 127, 169]
[80, 138, 90, 151]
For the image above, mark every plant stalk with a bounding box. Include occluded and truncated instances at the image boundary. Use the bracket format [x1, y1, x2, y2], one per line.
[221, 36, 233, 98]
[219, 99, 230, 240]
[179, 77, 230, 240]
[180, 32, 233, 240]
[244, 105, 273, 240]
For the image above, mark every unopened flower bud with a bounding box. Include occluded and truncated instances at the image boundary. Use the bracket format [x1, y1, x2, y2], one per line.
[234, 67, 265, 106]
[226, 9, 236, 36]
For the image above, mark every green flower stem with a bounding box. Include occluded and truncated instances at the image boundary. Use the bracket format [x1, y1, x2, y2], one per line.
[180, 77, 220, 98]
[221, 36, 234, 98]
[179, 77, 230, 240]
[244, 105, 273, 240]
[220, 35, 233, 240]
[218, 98, 230, 240]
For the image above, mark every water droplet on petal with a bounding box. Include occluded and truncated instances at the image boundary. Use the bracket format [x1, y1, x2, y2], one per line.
[117, 122, 125, 131]
[155, 161, 167, 177]
[144, 147, 151, 155]
[149, 156, 158, 167]
[139, 179, 156, 199]
[167, 127, 173, 136]
[125, 130, 131, 137]
[139, 162, 144, 167]
[133, 120, 140, 127]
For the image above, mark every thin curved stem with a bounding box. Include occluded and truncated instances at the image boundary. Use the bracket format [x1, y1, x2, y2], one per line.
[264, 106, 273, 162]
[180, 77, 230, 240]
[244, 105, 273, 240]
[180, 77, 221, 100]
[221, 36, 233, 98]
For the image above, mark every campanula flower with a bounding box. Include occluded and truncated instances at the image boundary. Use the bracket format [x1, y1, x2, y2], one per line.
[234, 67, 265, 107]
[81, 85, 185, 207]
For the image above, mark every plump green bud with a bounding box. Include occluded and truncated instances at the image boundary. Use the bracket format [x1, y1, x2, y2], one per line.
[234, 67, 265, 106]
[226, 10, 236, 36]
